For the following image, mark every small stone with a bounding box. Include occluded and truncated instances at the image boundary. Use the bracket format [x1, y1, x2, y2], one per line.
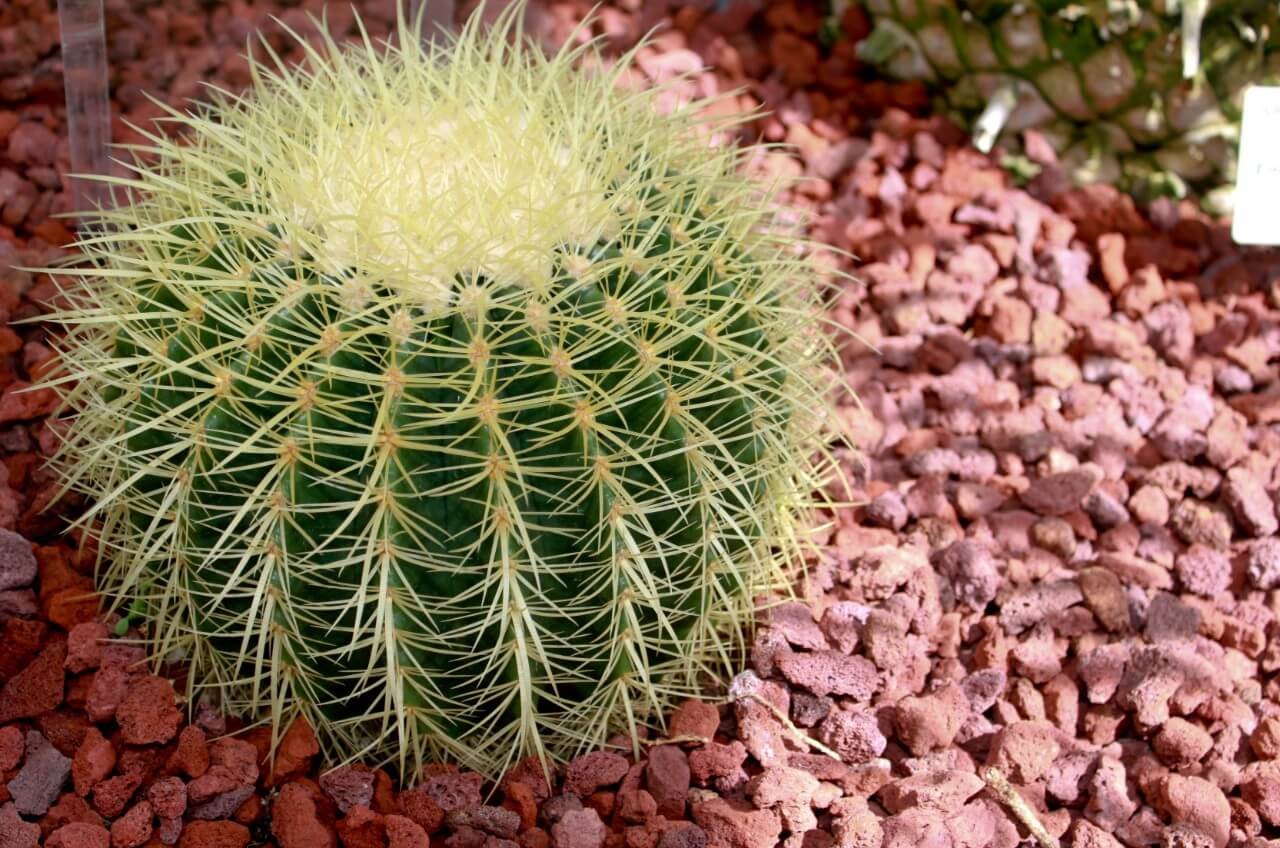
[271, 782, 337, 848]
[985, 721, 1059, 783]
[775, 650, 877, 700]
[1086, 756, 1138, 831]
[1150, 775, 1230, 848]
[1247, 538, 1280, 590]
[72, 727, 116, 796]
[117, 676, 182, 745]
[47, 823, 110, 848]
[646, 746, 690, 820]
[148, 776, 188, 819]
[669, 701, 719, 742]
[169, 726, 210, 779]
[422, 770, 483, 813]
[0, 725, 23, 771]
[765, 602, 827, 651]
[690, 796, 781, 848]
[320, 766, 375, 814]
[1225, 471, 1279, 537]
[0, 641, 66, 722]
[1153, 718, 1213, 766]
[934, 540, 999, 610]
[878, 770, 983, 814]
[688, 741, 748, 792]
[111, 800, 154, 848]
[1175, 545, 1231, 597]
[1144, 592, 1200, 642]
[1021, 468, 1098, 515]
[551, 808, 606, 848]
[178, 821, 251, 848]
[0, 530, 35, 591]
[564, 752, 629, 797]
[893, 685, 969, 756]
[816, 708, 885, 765]
[385, 815, 430, 848]
[1078, 567, 1130, 633]
[7, 731, 71, 815]
[0, 802, 40, 848]
[65, 622, 109, 674]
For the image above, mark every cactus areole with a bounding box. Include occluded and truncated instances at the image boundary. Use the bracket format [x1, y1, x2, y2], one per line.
[43, 3, 846, 778]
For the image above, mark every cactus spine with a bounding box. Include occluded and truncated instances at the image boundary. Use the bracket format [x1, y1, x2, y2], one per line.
[43, 2, 847, 778]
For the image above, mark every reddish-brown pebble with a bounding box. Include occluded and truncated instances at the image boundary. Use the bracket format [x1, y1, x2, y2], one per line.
[668, 701, 719, 741]
[1151, 775, 1230, 848]
[147, 777, 187, 820]
[0, 725, 22, 770]
[385, 814, 430, 848]
[0, 641, 65, 722]
[177, 821, 250, 848]
[335, 805, 385, 848]
[270, 716, 320, 785]
[116, 676, 182, 745]
[72, 727, 116, 796]
[271, 782, 336, 848]
[985, 721, 1060, 783]
[168, 726, 210, 779]
[47, 822, 110, 848]
[564, 752, 630, 797]
[65, 622, 108, 674]
[690, 797, 780, 848]
[111, 800, 154, 848]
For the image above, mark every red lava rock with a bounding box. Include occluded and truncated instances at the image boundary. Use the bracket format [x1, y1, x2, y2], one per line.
[550, 807, 606, 848]
[668, 701, 719, 741]
[817, 707, 885, 764]
[1070, 819, 1124, 848]
[985, 721, 1060, 784]
[8, 730, 71, 815]
[269, 716, 320, 784]
[878, 768, 984, 815]
[690, 796, 780, 848]
[320, 766, 375, 814]
[111, 800, 154, 848]
[65, 622, 108, 674]
[116, 676, 182, 745]
[1086, 755, 1138, 830]
[775, 650, 877, 699]
[84, 666, 128, 724]
[688, 741, 749, 792]
[72, 727, 116, 796]
[617, 788, 657, 824]
[421, 769, 483, 814]
[934, 540, 999, 610]
[1175, 545, 1232, 597]
[764, 601, 827, 650]
[336, 805, 385, 848]
[0, 528, 35, 591]
[1151, 774, 1230, 848]
[177, 821, 250, 848]
[399, 786, 445, 833]
[187, 738, 256, 803]
[0, 802, 40, 848]
[168, 726, 210, 779]
[1021, 467, 1100, 515]
[892, 684, 969, 756]
[384, 814, 429, 848]
[147, 776, 187, 820]
[563, 752, 630, 798]
[645, 745, 690, 820]
[46, 822, 111, 848]
[271, 782, 337, 848]
[0, 725, 22, 771]
[0, 640, 65, 722]
[1153, 717, 1214, 767]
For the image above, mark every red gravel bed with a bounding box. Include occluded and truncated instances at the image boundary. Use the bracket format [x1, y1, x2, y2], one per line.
[4, 2, 1280, 848]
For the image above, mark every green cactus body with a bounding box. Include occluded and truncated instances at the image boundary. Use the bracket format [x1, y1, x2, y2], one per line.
[45, 4, 845, 778]
[855, 0, 1280, 211]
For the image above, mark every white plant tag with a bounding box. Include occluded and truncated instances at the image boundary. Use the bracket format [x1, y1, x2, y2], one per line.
[1233, 86, 1280, 245]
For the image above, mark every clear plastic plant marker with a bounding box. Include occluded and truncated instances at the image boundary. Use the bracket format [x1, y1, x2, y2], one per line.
[58, 0, 114, 224]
